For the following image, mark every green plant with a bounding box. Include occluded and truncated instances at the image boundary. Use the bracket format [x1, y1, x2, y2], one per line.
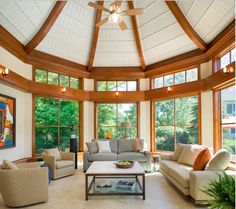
[201, 172, 235, 209]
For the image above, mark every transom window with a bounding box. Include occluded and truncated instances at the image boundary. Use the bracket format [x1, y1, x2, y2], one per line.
[153, 68, 198, 89]
[154, 95, 199, 152]
[219, 48, 236, 69]
[97, 81, 137, 91]
[35, 68, 80, 89]
[96, 103, 137, 139]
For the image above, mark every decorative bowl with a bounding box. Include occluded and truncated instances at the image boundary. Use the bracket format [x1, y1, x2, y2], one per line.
[114, 160, 134, 169]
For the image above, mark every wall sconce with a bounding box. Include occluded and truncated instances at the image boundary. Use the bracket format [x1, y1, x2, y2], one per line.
[62, 87, 66, 93]
[167, 87, 172, 92]
[116, 91, 119, 97]
[223, 66, 234, 74]
[1, 68, 9, 76]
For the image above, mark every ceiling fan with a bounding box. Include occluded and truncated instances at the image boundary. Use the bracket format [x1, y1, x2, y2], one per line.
[88, 1, 144, 30]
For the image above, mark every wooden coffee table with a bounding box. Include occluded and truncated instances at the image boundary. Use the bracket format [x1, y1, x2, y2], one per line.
[85, 161, 145, 200]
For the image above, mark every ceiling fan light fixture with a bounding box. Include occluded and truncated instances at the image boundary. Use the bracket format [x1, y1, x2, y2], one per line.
[108, 12, 122, 24]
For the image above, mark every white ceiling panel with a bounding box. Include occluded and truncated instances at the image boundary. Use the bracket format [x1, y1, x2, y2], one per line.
[37, 0, 95, 65]
[0, 0, 55, 45]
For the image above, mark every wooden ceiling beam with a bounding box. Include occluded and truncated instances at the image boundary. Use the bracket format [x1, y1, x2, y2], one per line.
[24, 1, 67, 53]
[166, 1, 208, 51]
[88, 1, 104, 71]
[128, 1, 146, 70]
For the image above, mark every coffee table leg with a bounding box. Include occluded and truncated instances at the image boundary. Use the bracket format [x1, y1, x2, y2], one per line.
[142, 174, 145, 200]
[85, 174, 88, 201]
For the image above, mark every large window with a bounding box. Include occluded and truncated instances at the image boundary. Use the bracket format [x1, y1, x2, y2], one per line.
[153, 68, 198, 89]
[97, 81, 137, 91]
[155, 95, 199, 151]
[220, 85, 236, 161]
[35, 97, 79, 154]
[219, 48, 236, 69]
[96, 103, 137, 139]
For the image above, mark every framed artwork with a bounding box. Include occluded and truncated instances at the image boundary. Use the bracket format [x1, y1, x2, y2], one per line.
[0, 94, 16, 149]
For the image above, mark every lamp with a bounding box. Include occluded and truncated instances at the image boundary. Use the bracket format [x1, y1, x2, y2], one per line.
[108, 12, 123, 24]
[62, 87, 66, 93]
[116, 91, 119, 97]
[167, 86, 172, 92]
[121, 121, 131, 139]
[1, 68, 9, 76]
[223, 66, 234, 74]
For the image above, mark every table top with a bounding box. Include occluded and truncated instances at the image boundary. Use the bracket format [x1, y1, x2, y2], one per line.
[86, 161, 145, 175]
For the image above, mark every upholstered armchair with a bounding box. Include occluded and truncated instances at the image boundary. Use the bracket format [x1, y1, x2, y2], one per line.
[0, 162, 48, 207]
[42, 151, 75, 179]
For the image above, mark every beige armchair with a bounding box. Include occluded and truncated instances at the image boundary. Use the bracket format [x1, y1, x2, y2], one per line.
[42, 151, 75, 179]
[0, 163, 48, 207]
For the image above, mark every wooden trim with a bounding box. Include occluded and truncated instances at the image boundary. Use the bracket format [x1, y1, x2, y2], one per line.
[32, 95, 36, 157]
[128, 1, 146, 70]
[88, 1, 104, 71]
[213, 91, 221, 152]
[198, 93, 202, 145]
[150, 101, 155, 152]
[79, 101, 84, 152]
[165, 1, 207, 51]
[137, 102, 140, 138]
[24, 1, 67, 53]
[94, 102, 97, 139]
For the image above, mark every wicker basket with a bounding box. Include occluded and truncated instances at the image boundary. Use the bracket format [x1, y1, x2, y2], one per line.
[114, 161, 134, 169]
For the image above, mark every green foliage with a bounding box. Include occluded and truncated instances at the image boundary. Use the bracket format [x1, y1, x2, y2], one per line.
[201, 172, 235, 209]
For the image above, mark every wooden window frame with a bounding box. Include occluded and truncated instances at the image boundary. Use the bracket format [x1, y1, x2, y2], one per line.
[94, 102, 140, 139]
[151, 93, 202, 153]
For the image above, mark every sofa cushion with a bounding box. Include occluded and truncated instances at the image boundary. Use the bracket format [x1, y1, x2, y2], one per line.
[205, 149, 231, 171]
[177, 145, 206, 166]
[45, 148, 61, 161]
[1, 160, 18, 170]
[118, 152, 146, 162]
[92, 139, 117, 153]
[118, 139, 133, 153]
[56, 160, 74, 169]
[160, 160, 178, 173]
[97, 141, 111, 153]
[88, 153, 118, 161]
[193, 149, 212, 170]
[171, 143, 191, 161]
[86, 141, 98, 154]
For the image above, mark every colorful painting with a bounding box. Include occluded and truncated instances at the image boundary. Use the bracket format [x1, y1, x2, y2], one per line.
[0, 94, 15, 149]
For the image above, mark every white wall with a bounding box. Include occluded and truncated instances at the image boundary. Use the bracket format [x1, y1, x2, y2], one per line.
[140, 101, 150, 150]
[200, 60, 212, 79]
[83, 102, 94, 145]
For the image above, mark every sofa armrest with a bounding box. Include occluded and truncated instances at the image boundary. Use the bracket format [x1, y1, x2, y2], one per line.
[16, 162, 41, 169]
[83, 151, 90, 172]
[42, 153, 56, 169]
[159, 154, 173, 161]
[60, 152, 75, 161]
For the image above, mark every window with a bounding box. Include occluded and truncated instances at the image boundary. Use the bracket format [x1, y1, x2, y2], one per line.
[219, 48, 236, 69]
[96, 81, 137, 91]
[220, 85, 236, 161]
[155, 96, 199, 151]
[152, 67, 198, 89]
[35, 68, 80, 89]
[96, 103, 137, 139]
[35, 97, 80, 154]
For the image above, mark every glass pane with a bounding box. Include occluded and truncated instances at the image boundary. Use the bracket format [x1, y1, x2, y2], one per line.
[220, 52, 230, 69]
[117, 127, 137, 139]
[175, 71, 185, 84]
[107, 81, 116, 91]
[164, 74, 174, 87]
[60, 75, 69, 87]
[98, 127, 117, 139]
[97, 104, 116, 126]
[48, 72, 58, 85]
[155, 100, 174, 126]
[60, 101, 79, 127]
[97, 81, 107, 91]
[70, 77, 79, 89]
[221, 85, 236, 123]
[186, 68, 198, 82]
[35, 97, 58, 125]
[222, 126, 236, 161]
[154, 77, 163, 89]
[231, 48, 236, 62]
[117, 81, 126, 91]
[156, 126, 174, 151]
[118, 104, 137, 127]
[35, 69, 47, 83]
[176, 126, 198, 144]
[176, 96, 198, 125]
[60, 127, 78, 152]
[35, 127, 58, 154]
[127, 81, 137, 91]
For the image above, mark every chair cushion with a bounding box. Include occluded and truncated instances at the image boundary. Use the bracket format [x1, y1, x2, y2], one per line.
[118, 152, 146, 162]
[171, 143, 191, 161]
[205, 149, 231, 171]
[88, 153, 118, 161]
[193, 149, 212, 170]
[118, 139, 133, 153]
[45, 148, 62, 161]
[1, 160, 18, 170]
[56, 160, 74, 169]
[86, 141, 98, 154]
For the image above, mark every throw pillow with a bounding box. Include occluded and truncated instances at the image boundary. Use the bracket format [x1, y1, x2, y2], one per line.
[171, 143, 190, 161]
[45, 148, 62, 161]
[193, 149, 212, 170]
[132, 139, 144, 152]
[1, 160, 18, 170]
[86, 141, 98, 154]
[97, 141, 111, 153]
[177, 145, 206, 166]
[205, 149, 231, 171]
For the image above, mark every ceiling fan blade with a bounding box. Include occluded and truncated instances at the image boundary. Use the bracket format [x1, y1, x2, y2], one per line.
[88, 2, 110, 13]
[114, 0, 122, 8]
[118, 20, 128, 31]
[122, 8, 144, 16]
[96, 18, 108, 27]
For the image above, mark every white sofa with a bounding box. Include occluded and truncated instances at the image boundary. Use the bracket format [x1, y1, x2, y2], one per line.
[159, 144, 235, 203]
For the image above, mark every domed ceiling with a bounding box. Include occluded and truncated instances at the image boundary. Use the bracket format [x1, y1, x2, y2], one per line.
[0, 0, 235, 69]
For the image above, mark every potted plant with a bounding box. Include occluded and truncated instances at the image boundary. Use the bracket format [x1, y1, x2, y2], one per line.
[201, 172, 235, 209]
